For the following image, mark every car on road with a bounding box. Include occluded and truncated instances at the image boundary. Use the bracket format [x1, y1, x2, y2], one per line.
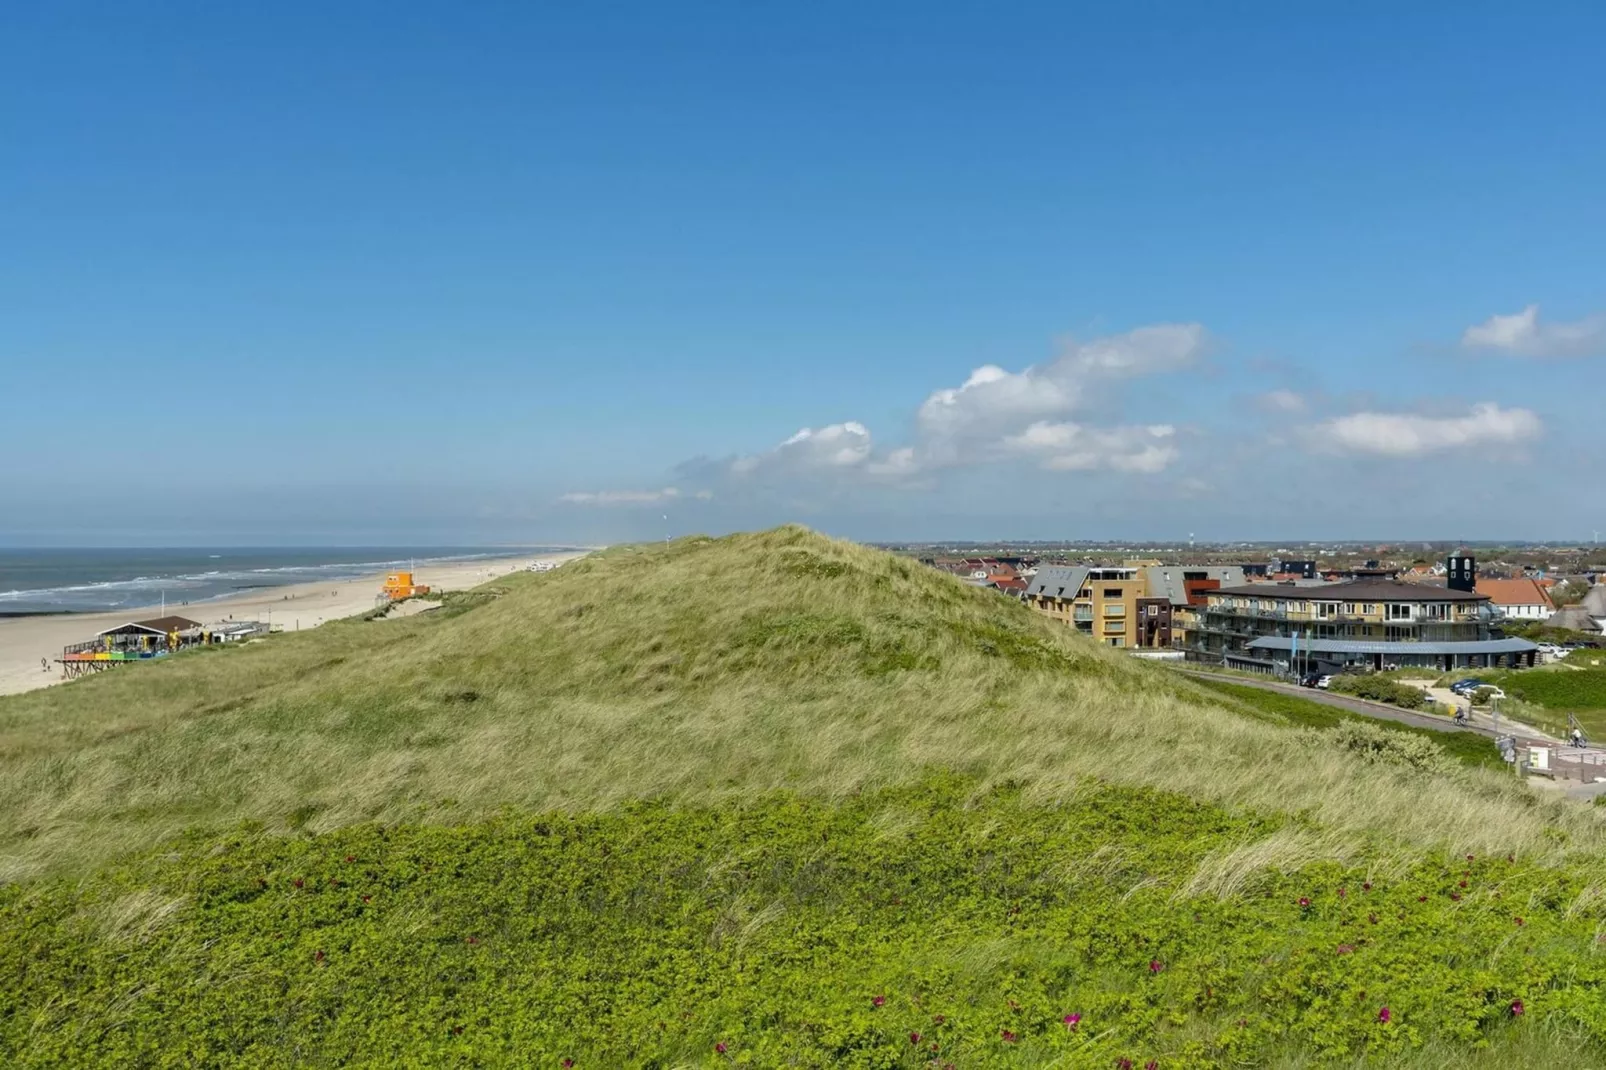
[1315, 675, 1334, 690]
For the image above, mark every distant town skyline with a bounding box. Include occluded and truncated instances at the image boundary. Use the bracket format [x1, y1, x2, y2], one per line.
[3, 5, 1603, 545]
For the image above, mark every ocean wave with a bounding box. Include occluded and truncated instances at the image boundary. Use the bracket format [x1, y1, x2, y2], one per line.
[0, 549, 552, 613]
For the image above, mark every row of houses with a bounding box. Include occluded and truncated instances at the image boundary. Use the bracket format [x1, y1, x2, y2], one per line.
[1017, 554, 1570, 675]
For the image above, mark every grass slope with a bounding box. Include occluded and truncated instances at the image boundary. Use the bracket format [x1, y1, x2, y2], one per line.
[1434, 665, 1606, 738]
[5, 527, 1606, 1065]
[1191, 679, 1504, 771]
[2, 528, 1591, 882]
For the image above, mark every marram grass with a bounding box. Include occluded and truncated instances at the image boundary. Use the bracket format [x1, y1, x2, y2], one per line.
[3, 527, 1606, 1066]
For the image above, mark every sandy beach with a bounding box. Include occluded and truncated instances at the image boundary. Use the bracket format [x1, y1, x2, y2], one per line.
[0, 551, 588, 698]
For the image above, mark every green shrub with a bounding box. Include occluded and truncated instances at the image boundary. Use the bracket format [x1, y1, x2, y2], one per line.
[1313, 719, 1458, 776]
[1327, 674, 1428, 710]
[3, 776, 1603, 1068]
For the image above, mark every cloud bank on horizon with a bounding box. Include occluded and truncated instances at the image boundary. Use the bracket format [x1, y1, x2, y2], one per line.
[562, 305, 1589, 511]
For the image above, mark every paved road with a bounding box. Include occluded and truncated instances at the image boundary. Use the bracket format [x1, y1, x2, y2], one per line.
[1177, 670, 1526, 738]
[1178, 669, 1606, 793]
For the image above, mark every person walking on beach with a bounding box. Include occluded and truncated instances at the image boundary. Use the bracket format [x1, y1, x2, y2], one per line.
[41, 657, 49, 673]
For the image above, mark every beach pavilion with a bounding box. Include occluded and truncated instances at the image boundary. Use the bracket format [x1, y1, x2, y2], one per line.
[56, 615, 205, 679]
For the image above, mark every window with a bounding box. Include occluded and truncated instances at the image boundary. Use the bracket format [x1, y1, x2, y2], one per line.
[1147, 605, 1159, 617]
[1387, 603, 1412, 620]
[1108, 637, 1125, 648]
[1103, 604, 1126, 617]
[1103, 621, 1125, 634]
[1103, 588, 1123, 599]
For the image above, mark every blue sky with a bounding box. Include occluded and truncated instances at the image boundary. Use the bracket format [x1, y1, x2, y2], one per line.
[3, 3, 1603, 545]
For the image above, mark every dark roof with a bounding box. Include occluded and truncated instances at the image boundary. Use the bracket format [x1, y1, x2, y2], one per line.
[1210, 580, 1487, 603]
[133, 615, 204, 632]
[1024, 565, 1090, 599]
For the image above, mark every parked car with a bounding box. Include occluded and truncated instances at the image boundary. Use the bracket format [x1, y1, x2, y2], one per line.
[1315, 675, 1334, 690]
[1298, 672, 1321, 688]
[1449, 678, 1487, 695]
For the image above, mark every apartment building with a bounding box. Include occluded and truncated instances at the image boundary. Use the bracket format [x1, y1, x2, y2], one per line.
[1024, 566, 1145, 648]
[1024, 564, 1245, 650]
[1188, 580, 1538, 673]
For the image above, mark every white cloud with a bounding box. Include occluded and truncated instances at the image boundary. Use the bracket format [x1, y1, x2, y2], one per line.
[1460, 304, 1605, 358]
[730, 421, 874, 477]
[1256, 389, 1307, 413]
[916, 324, 1205, 442]
[1002, 421, 1179, 473]
[559, 487, 711, 505]
[706, 323, 1206, 489]
[1310, 403, 1542, 457]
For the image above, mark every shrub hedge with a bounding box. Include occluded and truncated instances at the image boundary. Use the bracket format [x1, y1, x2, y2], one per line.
[4, 776, 1603, 1068]
[1327, 675, 1429, 710]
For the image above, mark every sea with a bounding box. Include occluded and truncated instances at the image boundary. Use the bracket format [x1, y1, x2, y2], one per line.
[0, 547, 569, 617]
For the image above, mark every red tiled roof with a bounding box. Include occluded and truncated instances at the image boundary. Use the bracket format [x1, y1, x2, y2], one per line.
[1474, 578, 1554, 608]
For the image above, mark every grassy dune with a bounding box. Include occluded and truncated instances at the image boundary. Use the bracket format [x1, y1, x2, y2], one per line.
[5, 527, 1606, 1065]
[2, 527, 1594, 882]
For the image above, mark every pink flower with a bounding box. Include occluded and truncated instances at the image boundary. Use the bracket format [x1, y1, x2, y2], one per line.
[1459, 880, 1468, 888]
[909, 1032, 921, 1045]
[1149, 959, 1164, 974]
[871, 995, 886, 1007]
[715, 1041, 727, 1054]
[1336, 944, 1355, 955]
[1417, 895, 1427, 902]
[561, 1061, 574, 1069]
[1337, 887, 1346, 898]
[1362, 881, 1372, 891]
[1146, 1062, 1159, 1070]
[1377, 1007, 1391, 1023]
[1001, 1029, 1018, 1043]
[1298, 897, 1311, 908]
[1515, 917, 1525, 926]
[1511, 999, 1524, 1017]
[1064, 1013, 1082, 1029]
[932, 1014, 945, 1025]
[1467, 854, 1475, 861]
[1116, 1060, 1133, 1070]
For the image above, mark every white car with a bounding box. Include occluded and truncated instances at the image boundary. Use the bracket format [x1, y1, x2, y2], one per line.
[1316, 675, 1334, 690]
